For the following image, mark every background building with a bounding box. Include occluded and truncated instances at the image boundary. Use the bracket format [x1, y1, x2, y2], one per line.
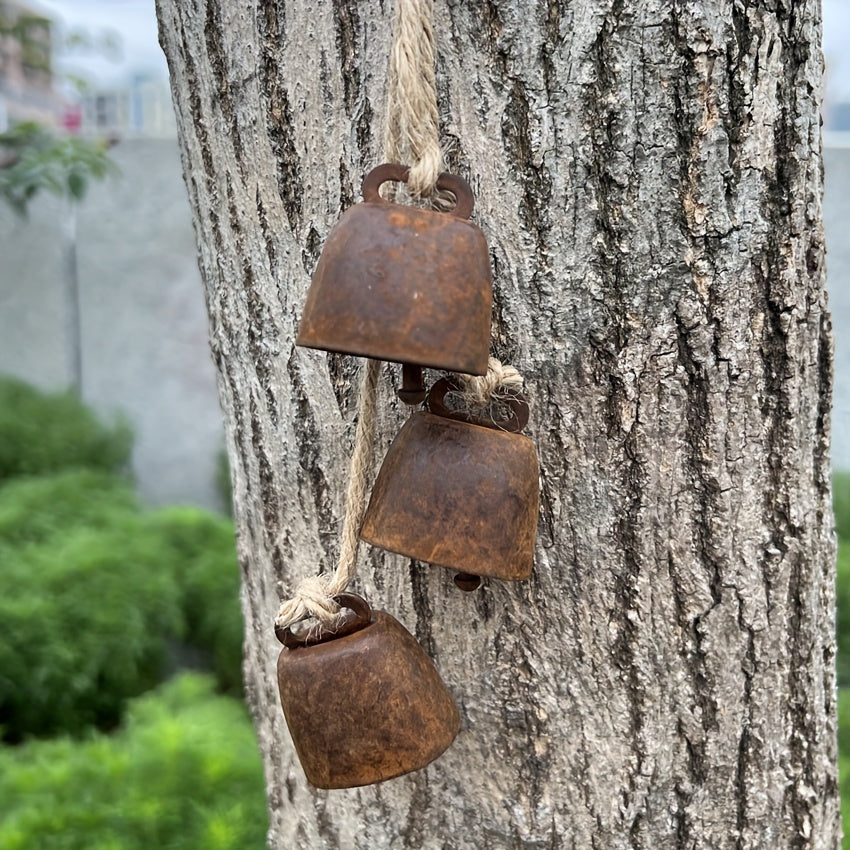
[0, 0, 61, 130]
[79, 74, 176, 139]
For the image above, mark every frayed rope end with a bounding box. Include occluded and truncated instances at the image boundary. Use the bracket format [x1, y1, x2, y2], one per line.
[452, 357, 525, 409]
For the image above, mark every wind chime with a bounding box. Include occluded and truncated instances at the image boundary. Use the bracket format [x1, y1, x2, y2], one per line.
[273, 0, 540, 790]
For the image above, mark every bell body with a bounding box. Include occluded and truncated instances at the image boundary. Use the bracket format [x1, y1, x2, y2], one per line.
[360, 411, 540, 580]
[277, 604, 460, 789]
[296, 165, 492, 375]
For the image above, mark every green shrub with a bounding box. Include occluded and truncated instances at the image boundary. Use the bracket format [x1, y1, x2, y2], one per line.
[0, 376, 132, 483]
[215, 447, 233, 516]
[139, 507, 244, 694]
[0, 469, 138, 546]
[838, 543, 850, 687]
[836, 472, 850, 543]
[836, 478, 850, 846]
[838, 756, 850, 850]
[840, 686, 850, 756]
[841, 689, 850, 850]
[0, 495, 244, 738]
[0, 522, 184, 740]
[0, 376, 245, 735]
[0, 673, 268, 850]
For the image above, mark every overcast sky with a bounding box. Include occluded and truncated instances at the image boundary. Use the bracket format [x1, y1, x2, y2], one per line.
[823, 0, 850, 102]
[34, 0, 167, 86]
[29, 0, 850, 103]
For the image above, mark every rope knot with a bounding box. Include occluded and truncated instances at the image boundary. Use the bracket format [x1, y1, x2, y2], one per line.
[275, 574, 341, 630]
[452, 357, 524, 409]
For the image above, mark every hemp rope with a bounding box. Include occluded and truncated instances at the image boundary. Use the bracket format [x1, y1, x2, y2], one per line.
[275, 0, 442, 631]
[275, 358, 381, 628]
[384, 0, 443, 198]
[452, 357, 524, 412]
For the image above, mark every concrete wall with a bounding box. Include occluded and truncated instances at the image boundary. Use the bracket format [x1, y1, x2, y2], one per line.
[825, 145, 850, 470]
[0, 138, 225, 510]
[0, 138, 848, 515]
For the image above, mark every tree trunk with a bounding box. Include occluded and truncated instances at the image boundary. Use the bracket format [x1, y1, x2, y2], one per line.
[155, 1, 838, 847]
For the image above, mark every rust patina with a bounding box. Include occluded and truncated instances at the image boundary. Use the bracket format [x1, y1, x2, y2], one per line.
[276, 593, 460, 789]
[360, 380, 540, 583]
[296, 163, 492, 376]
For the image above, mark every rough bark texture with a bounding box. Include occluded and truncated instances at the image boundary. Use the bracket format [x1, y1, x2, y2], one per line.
[155, 1, 838, 847]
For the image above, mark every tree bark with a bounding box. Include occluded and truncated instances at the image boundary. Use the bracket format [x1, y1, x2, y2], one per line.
[155, 1, 838, 847]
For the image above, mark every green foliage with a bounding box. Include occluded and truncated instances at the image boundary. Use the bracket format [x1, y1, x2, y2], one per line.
[0, 495, 245, 740]
[837, 543, 850, 687]
[0, 469, 138, 546]
[0, 377, 256, 843]
[0, 455, 243, 739]
[0, 673, 268, 850]
[140, 507, 244, 693]
[0, 522, 184, 740]
[841, 688, 850, 850]
[0, 122, 116, 215]
[0, 376, 132, 483]
[838, 472, 850, 685]
[840, 687, 850, 759]
[836, 472, 850, 543]
[215, 448, 234, 516]
[837, 477, 850, 846]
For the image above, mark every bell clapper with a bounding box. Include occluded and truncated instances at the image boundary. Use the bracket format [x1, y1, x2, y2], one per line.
[398, 363, 428, 405]
[454, 572, 482, 592]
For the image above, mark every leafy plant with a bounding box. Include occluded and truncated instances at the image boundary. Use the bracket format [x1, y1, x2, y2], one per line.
[838, 543, 850, 687]
[0, 469, 138, 545]
[0, 376, 132, 483]
[0, 673, 268, 850]
[0, 122, 116, 215]
[835, 475, 850, 847]
[840, 688, 850, 850]
[836, 472, 850, 544]
[0, 522, 184, 740]
[139, 507, 244, 693]
[0, 124, 118, 391]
